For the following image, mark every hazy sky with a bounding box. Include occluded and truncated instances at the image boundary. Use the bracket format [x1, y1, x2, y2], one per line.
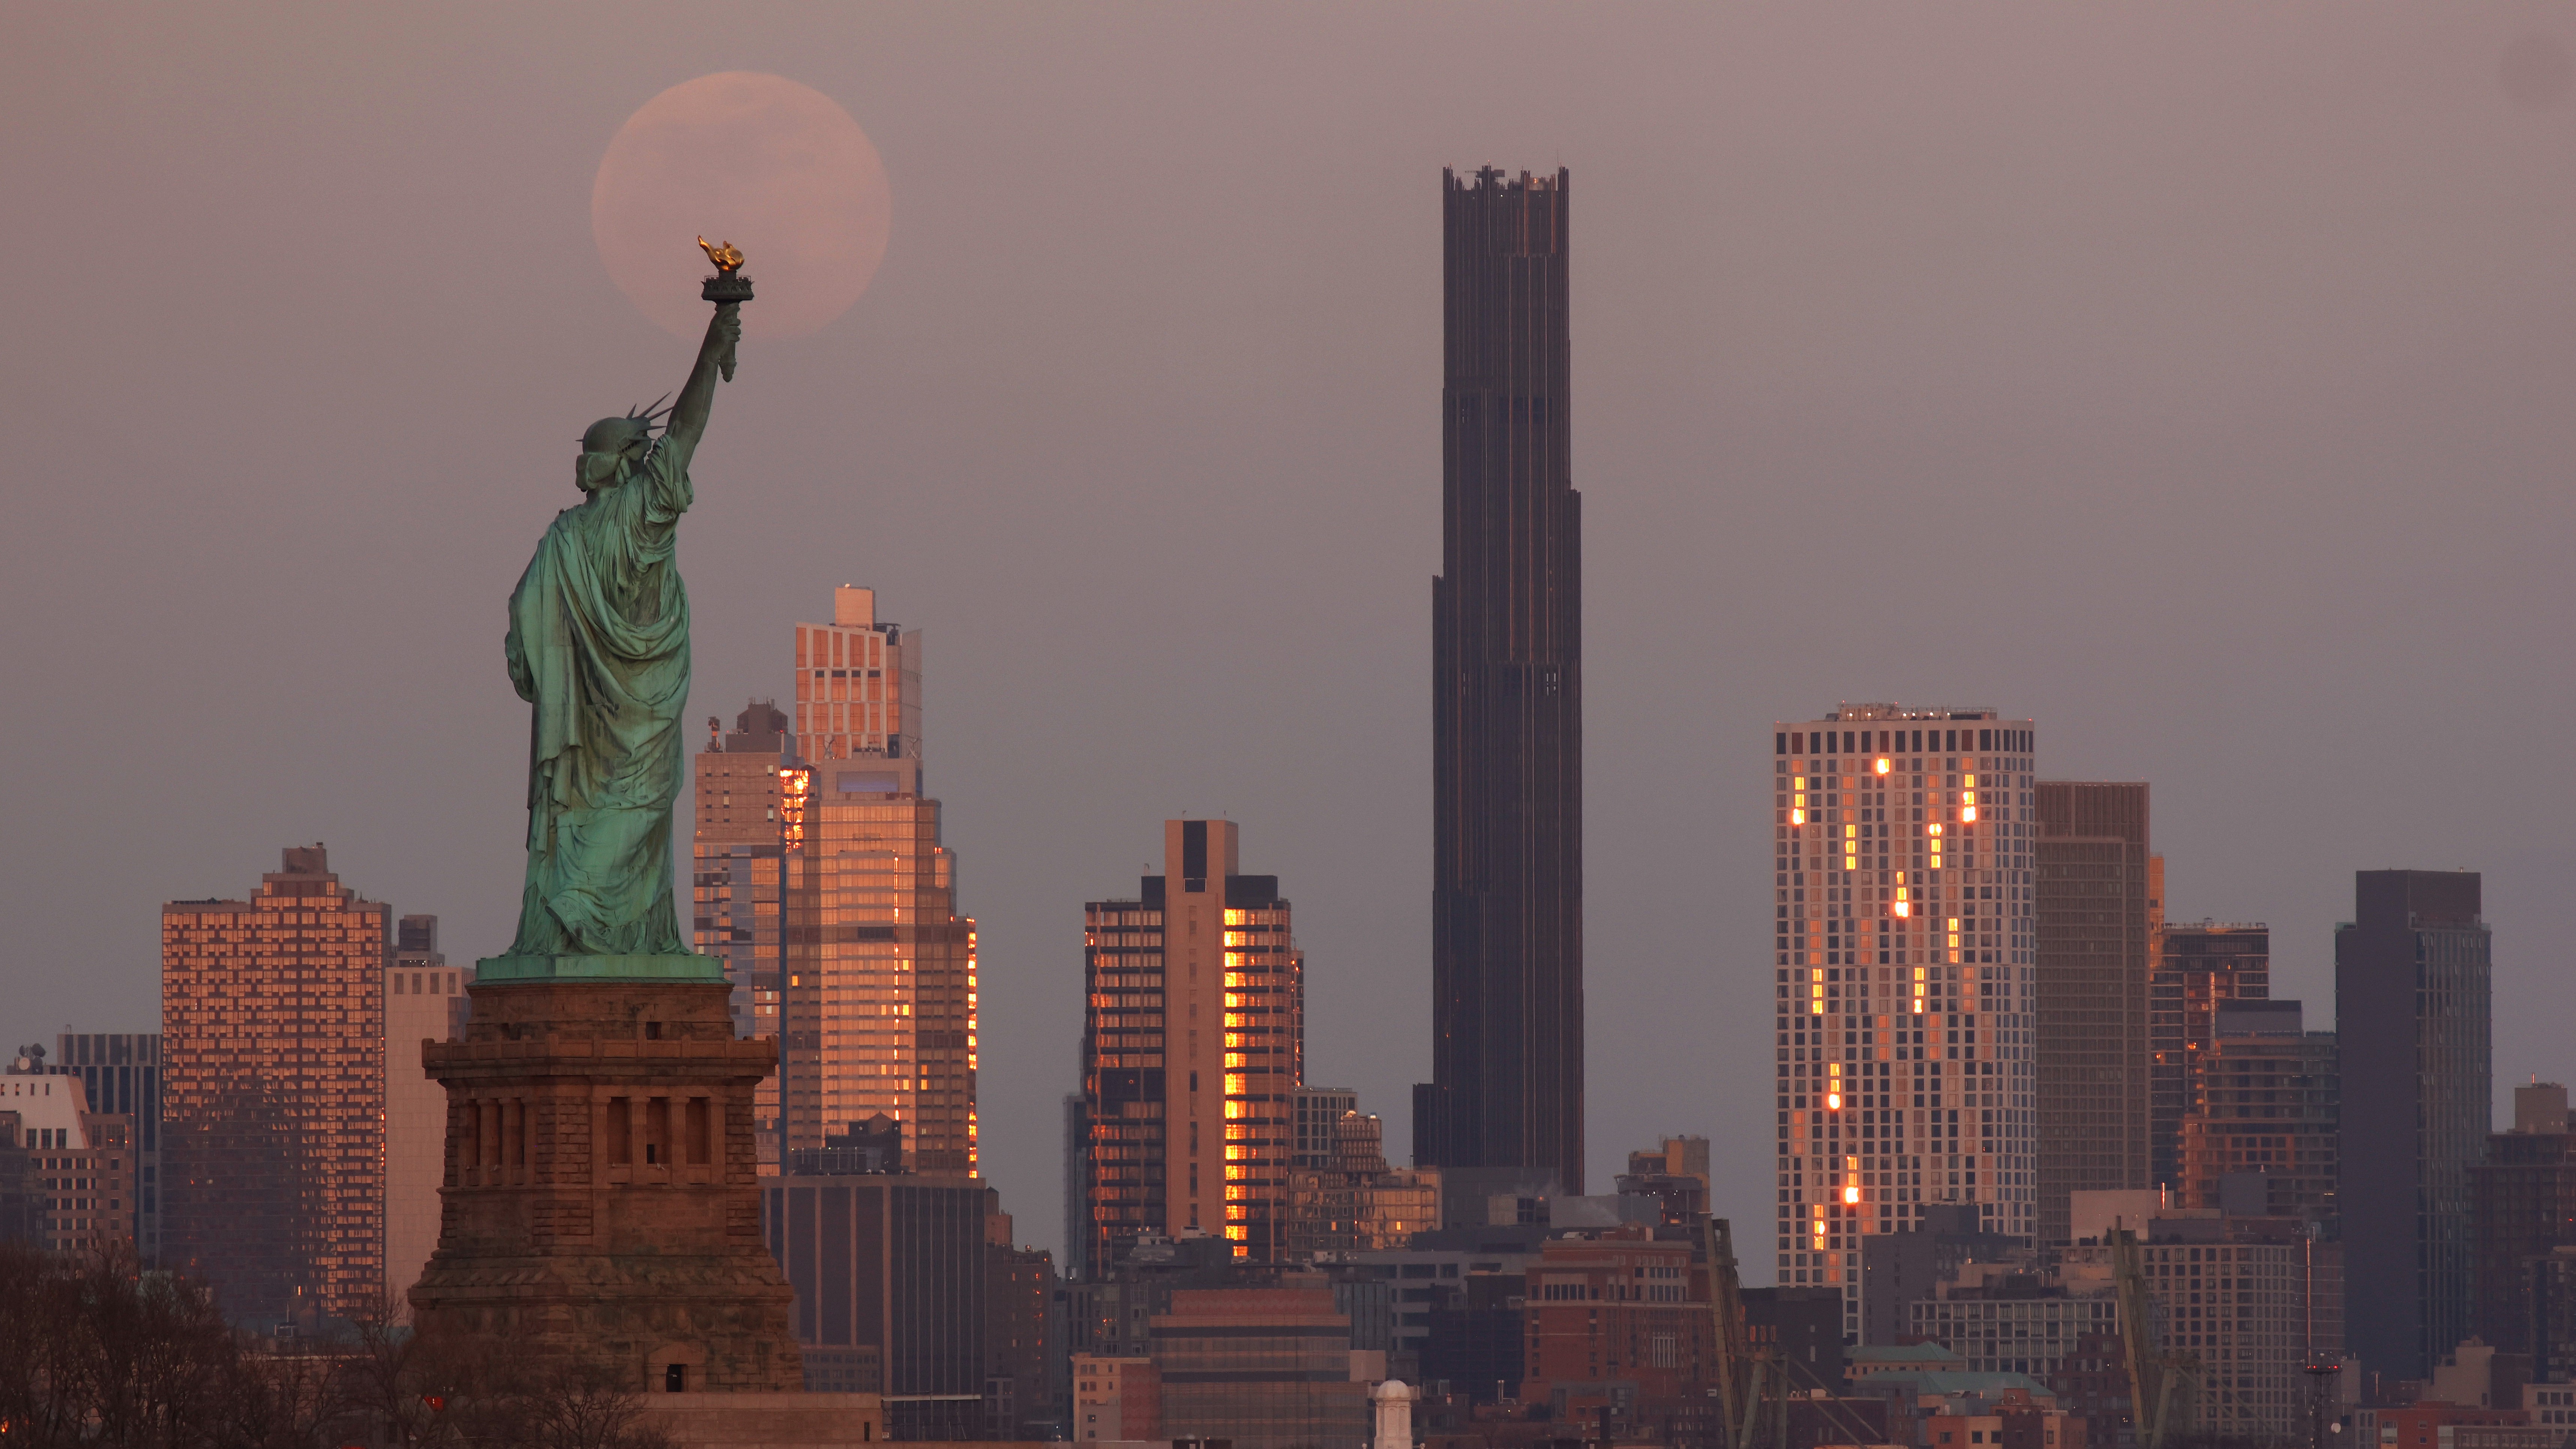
[8, 5, 2575, 1276]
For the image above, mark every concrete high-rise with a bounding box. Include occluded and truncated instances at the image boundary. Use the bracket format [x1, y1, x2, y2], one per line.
[162, 844, 389, 1325]
[386, 915, 468, 1297]
[1081, 820, 1305, 1267]
[2033, 782, 2153, 1246]
[1417, 165, 1584, 1199]
[1772, 706, 2039, 1341]
[773, 588, 977, 1172]
[792, 585, 916, 765]
[2338, 869, 2490, 1379]
[2151, 922, 2270, 1192]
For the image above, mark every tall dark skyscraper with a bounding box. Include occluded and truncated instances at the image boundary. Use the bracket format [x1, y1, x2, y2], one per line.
[2338, 869, 2491, 1380]
[1417, 165, 1584, 1198]
[2033, 781, 2153, 1246]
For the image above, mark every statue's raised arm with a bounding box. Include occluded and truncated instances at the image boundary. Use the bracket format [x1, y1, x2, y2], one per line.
[660, 302, 741, 475]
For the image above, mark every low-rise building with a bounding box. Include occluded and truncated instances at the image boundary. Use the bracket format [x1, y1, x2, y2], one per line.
[1520, 1226, 1714, 1443]
[1922, 1386, 2088, 1449]
[1149, 1286, 1370, 1449]
[2376, 1400, 2553, 1449]
[1070, 1353, 1160, 1443]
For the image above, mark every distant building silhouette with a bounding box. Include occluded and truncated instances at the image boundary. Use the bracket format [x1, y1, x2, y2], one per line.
[2175, 1000, 2337, 1226]
[2472, 1081, 2576, 1357]
[2151, 922, 2272, 1193]
[2034, 781, 2154, 1245]
[1417, 165, 1585, 1202]
[2339, 869, 2490, 1379]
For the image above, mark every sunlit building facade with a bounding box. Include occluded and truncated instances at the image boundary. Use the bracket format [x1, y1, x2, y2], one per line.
[794, 585, 918, 765]
[162, 844, 389, 1325]
[1772, 705, 2039, 1340]
[767, 586, 977, 1172]
[1081, 820, 1306, 1267]
[782, 768, 978, 1171]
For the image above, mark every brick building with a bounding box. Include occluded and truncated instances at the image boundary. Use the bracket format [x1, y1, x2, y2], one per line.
[1520, 1226, 1714, 1441]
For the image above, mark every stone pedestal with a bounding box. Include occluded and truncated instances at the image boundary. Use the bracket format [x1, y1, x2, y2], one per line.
[638, 1391, 882, 1447]
[407, 972, 802, 1393]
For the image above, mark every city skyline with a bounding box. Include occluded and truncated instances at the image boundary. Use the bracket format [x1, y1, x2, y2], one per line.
[10, 8, 2576, 1281]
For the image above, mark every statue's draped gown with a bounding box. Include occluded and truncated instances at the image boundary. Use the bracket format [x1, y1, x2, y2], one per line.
[503, 444, 693, 957]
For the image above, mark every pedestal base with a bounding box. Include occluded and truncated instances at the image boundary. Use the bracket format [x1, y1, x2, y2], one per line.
[476, 952, 728, 983]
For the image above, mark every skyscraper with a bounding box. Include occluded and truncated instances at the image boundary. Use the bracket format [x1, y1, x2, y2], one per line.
[1772, 706, 2039, 1340]
[2338, 869, 2490, 1379]
[1419, 165, 1584, 1200]
[775, 588, 977, 1172]
[1082, 820, 1305, 1266]
[2033, 781, 2153, 1245]
[2151, 921, 2270, 1191]
[162, 844, 388, 1324]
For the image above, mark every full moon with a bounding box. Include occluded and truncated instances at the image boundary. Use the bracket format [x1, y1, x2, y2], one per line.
[592, 72, 891, 340]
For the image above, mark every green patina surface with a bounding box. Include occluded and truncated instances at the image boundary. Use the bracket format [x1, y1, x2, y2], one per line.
[473, 952, 729, 983]
[494, 296, 743, 969]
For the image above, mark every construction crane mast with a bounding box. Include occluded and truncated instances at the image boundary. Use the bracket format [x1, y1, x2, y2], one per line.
[1703, 1215, 1767, 1449]
[2111, 1228, 2199, 1449]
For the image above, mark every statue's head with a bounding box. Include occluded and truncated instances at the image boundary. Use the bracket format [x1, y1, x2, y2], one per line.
[574, 396, 670, 492]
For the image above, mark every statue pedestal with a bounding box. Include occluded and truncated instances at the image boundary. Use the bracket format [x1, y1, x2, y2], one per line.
[475, 951, 729, 983]
[408, 973, 800, 1394]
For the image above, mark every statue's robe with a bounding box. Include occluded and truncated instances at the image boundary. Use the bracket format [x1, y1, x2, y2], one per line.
[503, 444, 693, 957]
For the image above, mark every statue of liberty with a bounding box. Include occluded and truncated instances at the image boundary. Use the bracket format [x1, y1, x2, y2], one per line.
[489, 249, 746, 974]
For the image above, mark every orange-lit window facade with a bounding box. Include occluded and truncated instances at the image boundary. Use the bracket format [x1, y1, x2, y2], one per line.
[161, 848, 387, 1322]
[780, 795, 978, 1172]
[1768, 712, 2038, 1336]
[1218, 906, 1302, 1258]
[792, 621, 916, 764]
[1081, 902, 1167, 1274]
[1079, 851, 1308, 1273]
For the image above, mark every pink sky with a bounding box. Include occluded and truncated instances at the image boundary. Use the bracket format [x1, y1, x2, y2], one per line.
[6, 5, 2573, 1269]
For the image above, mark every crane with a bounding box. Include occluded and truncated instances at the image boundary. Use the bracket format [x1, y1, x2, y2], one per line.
[1702, 1215, 1872, 1449]
[1703, 1214, 1767, 1449]
[2110, 1227, 2199, 1449]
